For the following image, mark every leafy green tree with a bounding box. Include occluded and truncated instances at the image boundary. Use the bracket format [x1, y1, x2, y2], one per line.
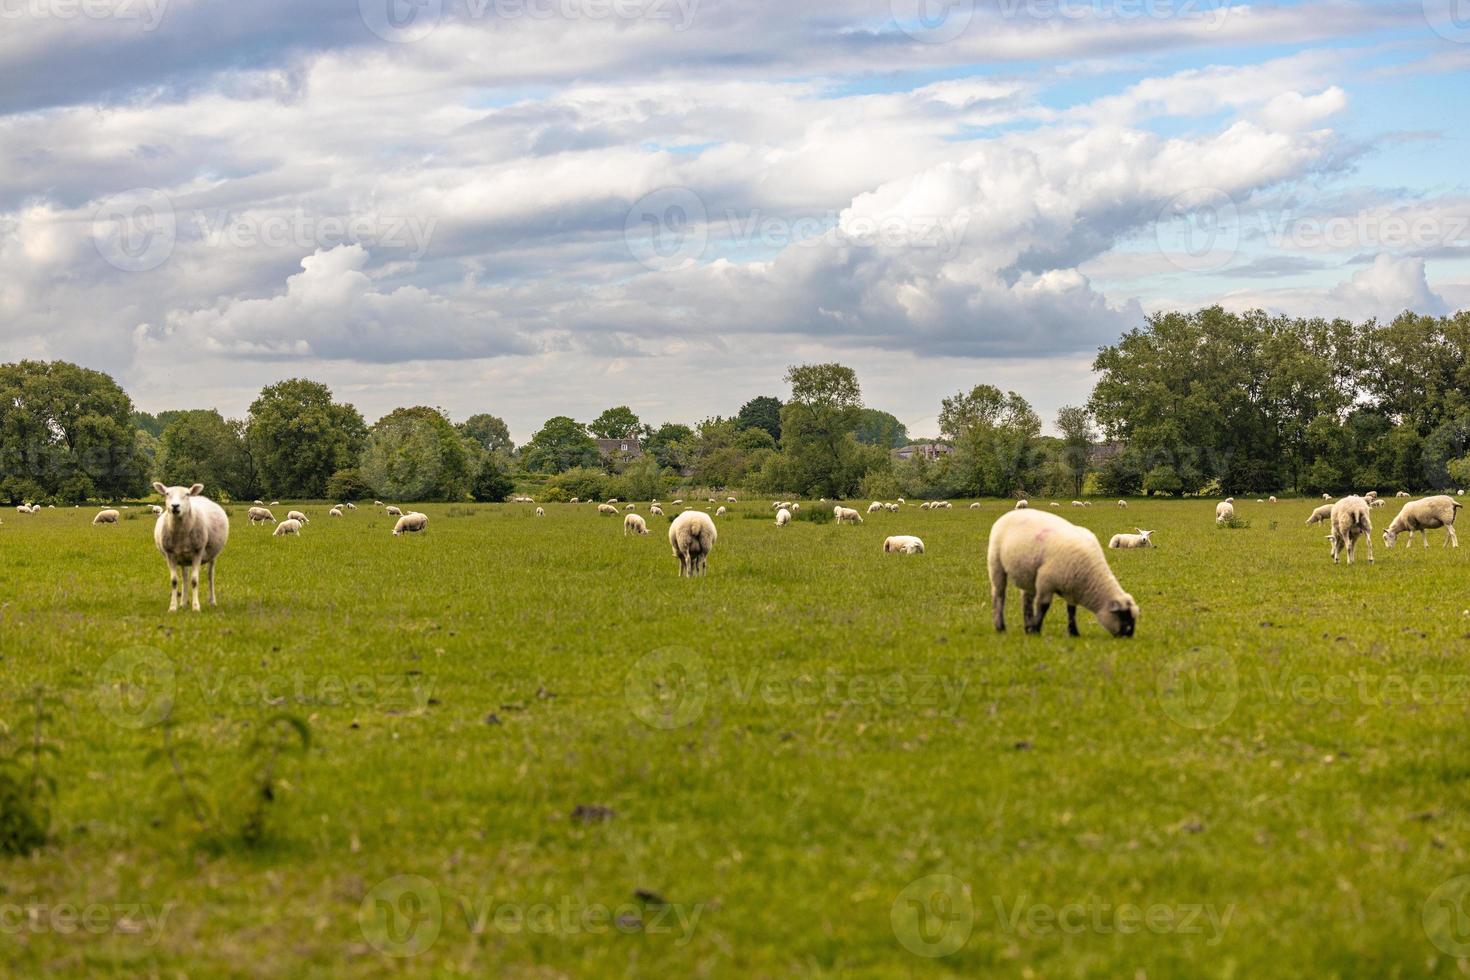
[736, 396, 783, 443]
[0, 360, 146, 504]
[325, 468, 372, 502]
[589, 406, 641, 439]
[1055, 406, 1095, 497]
[522, 416, 600, 474]
[361, 407, 471, 502]
[779, 363, 866, 497]
[853, 409, 909, 449]
[458, 414, 514, 454]
[941, 384, 1041, 496]
[646, 423, 695, 472]
[157, 410, 256, 500]
[245, 379, 366, 498]
[546, 466, 610, 501]
[470, 453, 515, 503]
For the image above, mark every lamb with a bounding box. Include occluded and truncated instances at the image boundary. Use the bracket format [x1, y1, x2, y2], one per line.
[791, 503, 800, 512]
[535, 507, 545, 517]
[776, 508, 792, 527]
[598, 504, 619, 516]
[716, 506, 727, 517]
[152, 482, 230, 613]
[883, 535, 925, 555]
[392, 512, 429, 536]
[247, 507, 276, 526]
[624, 513, 649, 536]
[1328, 495, 1374, 565]
[385, 506, 403, 517]
[868, 501, 884, 513]
[287, 510, 309, 524]
[1383, 495, 1461, 550]
[834, 506, 864, 525]
[93, 509, 120, 525]
[987, 509, 1138, 637]
[1305, 504, 1333, 525]
[273, 518, 303, 537]
[669, 510, 716, 577]
[1215, 501, 1235, 524]
[1324, 493, 1333, 501]
[1108, 529, 1155, 549]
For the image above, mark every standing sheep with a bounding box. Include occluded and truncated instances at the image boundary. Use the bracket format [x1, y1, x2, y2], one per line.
[716, 506, 727, 517]
[988, 509, 1139, 637]
[329, 507, 344, 518]
[149, 504, 164, 515]
[385, 506, 403, 517]
[1269, 496, 1277, 504]
[287, 510, 310, 524]
[1117, 500, 1128, 508]
[775, 508, 792, 527]
[669, 510, 717, 577]
[273, 519, 303, 537]
[392, 512, 429, 536]
[1383, 495, 1461, 550]
[152, 482, 229, 613]
[1015, 500, 1029, 509]
[598, 504, 619, 516]
[1215, 501, 1235, 524]
[1108, 529, 1155, 549]
[345, 502, 357, 510]
[248, 507, 276, 526]
[1328, 495, 1374, 565]
[535, 507, 545, 517]
[1305, 504, 1333, 525]
[624, 514, 649, 536]
[650, 504, 664, 516]
[883, 535, 925, 555]
[867, 501, 883, 514]
[834, 506, 864, 525]
[93, 509, 120, 525]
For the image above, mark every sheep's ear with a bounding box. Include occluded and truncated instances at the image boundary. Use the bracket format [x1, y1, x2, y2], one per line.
[152, 482, 167, 495]
[188, 483, 204, 496]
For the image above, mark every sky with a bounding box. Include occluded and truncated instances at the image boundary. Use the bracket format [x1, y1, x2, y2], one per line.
[2, 0, 1468, 442]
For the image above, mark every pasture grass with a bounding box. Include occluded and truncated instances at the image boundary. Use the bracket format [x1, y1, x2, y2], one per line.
[1, 497, 1468, 976]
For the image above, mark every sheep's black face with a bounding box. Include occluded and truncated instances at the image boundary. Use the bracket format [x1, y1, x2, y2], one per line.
[1099, 596, 1139, 638]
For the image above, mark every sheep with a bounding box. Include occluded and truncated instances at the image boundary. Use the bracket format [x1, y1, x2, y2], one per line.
[624, 504, 636, 512]
[1383, 495, 1461, 550]
[987, 509, 1139, 637]
[1015, 500, 1029, 509]
[1328, 495, 1373, 565]
[624, 513, 649, 536]
[270, 501, 280, 506]
[970, 502, 982, 509]
[329, 507, 344, 518]
[883, 535, 925, 555]
[385, 506, 403, 517]
[287, 510, 310, 524]
[897, 498, 906, 504]
[255, 499, 265, 505]
[834, 506, 864, 525]
[1215, 501, 1235, 524]
[247, 507, 276, 526]
[1324, 493, 1333, 501]
[775, 507, 792, 527]
[1108, 529, 1155, 549]
[669, 510, 716, 577]
[392, 512, 429, 536]
[345, 502, 357, 510]
[1049, 502, 1060, 508]
[919, 502, 932, 511]
[374, 500, 383, 506]
[598, 504, 619, 516]
[1071, 501, 1085, 508]
[671, 499, 683, 505]
[152, 482, 230, 613]
[1370, 499, 1385, 508]
[1255, 499, 1264, 504]
[868, 501, 884, 514]
[273, 518, 303, 537]
[535, 507, 545, 517]
[607, 498, 619, 504]
[1396, 491, 1411, 498]
[650, 504, 664, 516]
[727, 496, 737, 502]
[1117, 500, 1128, 508]
[1225, 497, 1235, 504]
[149, 504, 164, 515]
[936, 501, 953, 509]
[570, 497, 581, 504]
[791, 503, 800, 512]
[1365, 491, 1378, 500]
[885, 503, 899, 512]
[1269, 496, 1277, 504]
[716, 506, 727, 517]
[93, 509, 120, 525]
[1305, 504, 1333, 525]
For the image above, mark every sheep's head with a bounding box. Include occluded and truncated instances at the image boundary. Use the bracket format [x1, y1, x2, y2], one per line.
[1097, 595, 1139, 638]
[1137, 529, 1155, 546]
[154, 482, 204, 519]
[1383, 526, 1399, 548]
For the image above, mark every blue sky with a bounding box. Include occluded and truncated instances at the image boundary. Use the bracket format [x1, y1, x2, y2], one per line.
[0, 0, 1466, 439]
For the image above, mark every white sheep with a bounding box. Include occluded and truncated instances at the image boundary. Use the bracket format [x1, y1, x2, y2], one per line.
[834, 506, 864, 525]
[624, 513, 649, 536]
[273, 518, 303, 537]
[345, 502, 357, 510]
[1396, 491, 1411, 498]
[883, 535, 925, 555]
[868, 501, 883, 514]
[672, 499, 683, 505]
[1383, 495, 1461, 550]
[897, 498, 905, 504]
[287, 510, 309, 524]
[148, 504, 163, 515]
[1071, 501, 1085, 508]
[625, 504, 637, 511]
[727, 496, 737, 502]
[791, 503, 800, 512]
[776, 507, 792, 527]
[570, 497, 581, 504]
[1117, 500, 1127, 508]
[270, 501, 280, 506]
[1324, 493, 1333, 500]
[93, 509, 120, 525]
[247, 507, 276, 526]
[969, 502, 982, 509]
[1049, 502, 1060, 508]
[1215, 501, 1235, 524]
[885, 503, 899, 512]
[1370, 499, 1385, 508]
[988, 509, 1139, 637]
[1328, 495, 1373, 565]
[598, 504, 619, 516]
[919, 502, 932, 511]
[385, 506, 403, 517]
[716, 506, 727, 517]
[1305, 504, 1333, 525]
[392, 512, 429, 536]
[373, 500, 383, 506]
[1108, 529, 1155, 550]
[1015, 500, 1029, 509]
[669, 510, 716, 577]
[329, 507, 343, 517]
[1269, 496, 1277, 503]
[650, 504, 664, 516]
[153, 482, 230, 613]
[535, 507, 545, 517]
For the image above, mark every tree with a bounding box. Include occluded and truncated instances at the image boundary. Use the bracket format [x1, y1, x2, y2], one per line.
[459, 414, 514, 454]
[360, 407, 471, 502]
[736, 396, 783, 443]
[779, 363, 866, 497]
[589, 406, 641, 439]
[941, 384, 1042, 496]
[521, 416, 600, 474]
[646, 423, 695, 472]
[157, 410, 256, 500]
[1055, 406, 1095, 497]
[853, 409, 909, 449]
[326, 468, 372, 501]
[470, 453, 515, 503]
[0, 360, 146, 504]
[245, 379, 366, 498]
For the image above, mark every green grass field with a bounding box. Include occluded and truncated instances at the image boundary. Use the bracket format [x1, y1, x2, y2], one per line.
[2, 497, 1469, 977]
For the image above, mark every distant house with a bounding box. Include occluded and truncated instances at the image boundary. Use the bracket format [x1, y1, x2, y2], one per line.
[894, 443, 954, 462]
[1088, 440, 1126, 464]
[595, 434, 643, 460]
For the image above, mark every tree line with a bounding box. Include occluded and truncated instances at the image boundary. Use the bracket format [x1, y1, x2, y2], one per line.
[1, 307, 1465, 505]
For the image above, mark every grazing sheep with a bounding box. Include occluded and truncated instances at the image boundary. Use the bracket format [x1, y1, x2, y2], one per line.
[1328, 495, 1374, 565]
[1049, 502, 1060, 508]
[392, 512, 429, 536]
[1071, 501, 1085, 508]
[273, 518, 303, 537]
[1108, 529, 1155, 550]
[1269, 496, 1277, 504]
[287, 510, 309, 524]
[987, 509, 1138, 637]
[727, 496, 737, 502]
[834, 506, 864, 525]
[919, 502, 932, 511]
[716, 506, 727, 517]
[1365, 491, 1378, 500]
[373, 500, 383, 506]
[385, 506, 403, 517]
[1255, 499, 1264, 504]
[776, 507, 792, 527]
[625, 504, 637, 511]
[790, 503, 800, 512]
[152, 482, 230, 613]
[93, 509, 120, 525]
[1117, 500, 1127, 508]
[1370, 499, 1385, 508]
[624, 513, 649, 536]
[1396, 491, 1411, 498]
[149, 504, 164, 515]
[255, 499, 265, 505]
[1324, 493, 1333, 501]
[270, 501, 280, 506]
[570, 497, 581, 504]
[1215, 501, 1235, 524]
[883, 535, 925, 555]
[247, 507, 276, 525]
[1015, 500, 1029, 509]
[345, 502, 357, 510]
[650, 504, 664, 516]
[970, 502, 982, 509]
[868, 501, 884, 514]
[886, 503, 899, 512]
[672, 499, 683, 505]
[329, 507, 344, 517]
[598, 504, 619, 516]
[669, 510, 717, 577]
[1305, 504, 1333, 525]
[936, 501, 953, 509]
[1383, 495, 1462, 550]
[535, 507, 545, 517]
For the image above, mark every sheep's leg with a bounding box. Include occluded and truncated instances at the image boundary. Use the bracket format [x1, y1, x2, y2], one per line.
[207, 560, 217, 606]
[1330, 535, 1341, 564]
[165, 555, 180, 612]
[991, 579, 1007, 632]
[1022, 592, 1041, 634]
[1448, 525, 1459, 548]
[1066, 604, 1079, 637]
[1421, 529, 1429, 549]
[189, 557, 203, 611]
[1364, 531, 1374, 565]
